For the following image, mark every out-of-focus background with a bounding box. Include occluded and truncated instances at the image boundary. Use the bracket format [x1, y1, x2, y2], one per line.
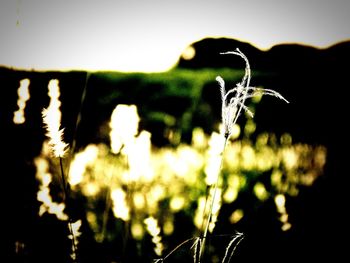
[1, 1, 349, 262]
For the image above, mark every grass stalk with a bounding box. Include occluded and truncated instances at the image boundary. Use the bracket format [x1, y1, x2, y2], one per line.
[221, 232, 244, 263]
[161, 237, 199, 262]
[59, 157, 78, 262]
[198, 135, 228, 262]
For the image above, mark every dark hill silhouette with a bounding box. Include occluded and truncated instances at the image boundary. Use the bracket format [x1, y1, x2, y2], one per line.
[178, 37, 263, 69]
[266, 43, 322, 71]
[178, 37, 350, 72]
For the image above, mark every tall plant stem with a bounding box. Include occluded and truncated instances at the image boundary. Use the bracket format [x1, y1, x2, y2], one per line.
[66, 72, 90, 179]
[69, 72, 90, 156]
[60, 157, 78, 262]
[199, 136, 228, 262]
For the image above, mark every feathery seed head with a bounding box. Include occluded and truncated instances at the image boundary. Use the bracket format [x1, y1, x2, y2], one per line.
[42, 79, 69, 158]
[217, 48, 289, 140]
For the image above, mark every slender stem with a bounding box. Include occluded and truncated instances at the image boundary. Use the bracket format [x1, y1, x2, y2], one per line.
[67, 219, 78, 262]
[59, 157, 68, 199]
[194, 238, 201, 263]
[65, 72, 90, 181]
[162, 237, 198, 261]
[222, 233, 244, 263]
[199, 136, 228, 262]
[70, 72, 89, 152]
[199, 185, 210, 236]
[60, 157, 78, 262]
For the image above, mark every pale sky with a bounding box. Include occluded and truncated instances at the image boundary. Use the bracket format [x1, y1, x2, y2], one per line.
[1, 0, 349, 72]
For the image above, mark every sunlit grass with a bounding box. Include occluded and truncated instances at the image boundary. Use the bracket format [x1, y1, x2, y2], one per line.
[42, 79, 69, 158]
[35, 143, 68, 221]
[16, 65, 328, 261]
[40, 78, 77, 262]
[57, 111, 326, 260]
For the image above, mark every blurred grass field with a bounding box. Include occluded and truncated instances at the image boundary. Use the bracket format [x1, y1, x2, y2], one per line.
[3, 66, 330, 262]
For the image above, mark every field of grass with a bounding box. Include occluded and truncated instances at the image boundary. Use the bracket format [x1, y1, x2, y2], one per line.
[3, 66, 329, 263]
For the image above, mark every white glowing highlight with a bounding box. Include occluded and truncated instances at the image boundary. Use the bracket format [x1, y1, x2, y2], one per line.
[42, 79, 68, 157]
[144, 216, 164, 256]
[69, 144, 99, 186]
[35, 153, 68, 221]
[204, 132, 226, 185]
[274, 194, 291, 231]
[13, 78, 30, 124]
[111, 188, 130, 221]
[110, 104, 140, 154]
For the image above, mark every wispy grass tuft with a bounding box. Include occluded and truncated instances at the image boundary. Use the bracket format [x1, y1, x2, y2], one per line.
[197, 48, 289, 262]
[41, 79, 78, 262]
[154, 48, 289, 262]
[217, 49, 289, 140]
[42, 79, 69, 158]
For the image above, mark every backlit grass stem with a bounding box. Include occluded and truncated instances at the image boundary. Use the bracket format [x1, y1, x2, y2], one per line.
[199, 136, 228, 262]
[60, 157, 78, 262]
[42, 79, 78, 262]
[198, 48, 288, 262]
